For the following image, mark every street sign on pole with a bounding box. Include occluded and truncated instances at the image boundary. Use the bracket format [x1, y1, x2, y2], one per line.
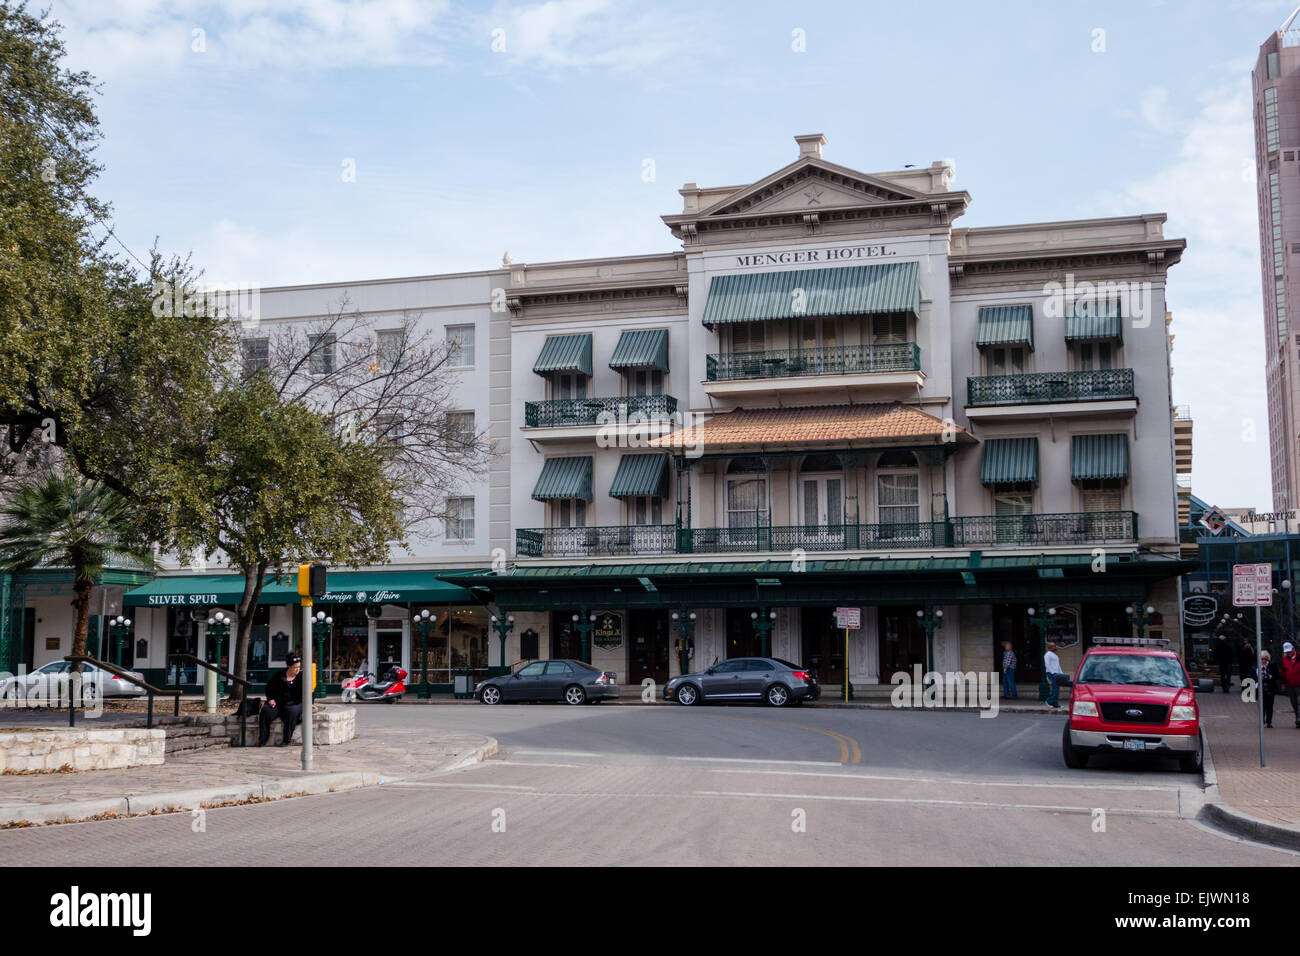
[1232, 563, 1271, 768]
[835, 607, 861, 629]
[1232, 563, 1273, 606]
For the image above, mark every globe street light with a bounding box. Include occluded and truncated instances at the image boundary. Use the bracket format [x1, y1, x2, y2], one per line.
[1026, 604, 1056, 701]
[670, 610, 697, 677]
[206, 611, 231, 694]
[571, 612, 596, 664]
[412, 608, 434, 698]
[749, 609, 777, 657]
[311, 610, 333, 700]
[917, 607, 945, 678]
[108, 615, 132, 668]
[490, 614, 515, 674]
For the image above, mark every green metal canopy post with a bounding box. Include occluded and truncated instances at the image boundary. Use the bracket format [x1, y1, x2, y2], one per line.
[751, 607, 776, 657]
[1125, 602, 1156, 640]
[490, 613, 514, 671]
[206, 612, 232, 695]
[412, 609, 434, 699]
[573, 610, 595, 663]
[670, 609, 696, 676]
[917, 606, 944, 675]
[108, 615, 132, 668]
[310, 610, 332, 700]
[1026, 604, 1057, 701]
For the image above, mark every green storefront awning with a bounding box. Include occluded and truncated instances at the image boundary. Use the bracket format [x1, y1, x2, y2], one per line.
[1064, 311, 1123, 342]
[701, 261, 920, 327]
[608, 329, 670, 372]
[1072, 433, 1130, 481]
[609, 454, 670, 498]
[533, 334, 593, 376]
[532, 456, 593, 500]
[980, 437, 1039, 485]
[124, 574, 300, 608]
[976, 305, 1034, 349]
[314, 571, 476, 605]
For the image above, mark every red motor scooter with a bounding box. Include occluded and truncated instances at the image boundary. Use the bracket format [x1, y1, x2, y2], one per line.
[341, 663, 407, 703]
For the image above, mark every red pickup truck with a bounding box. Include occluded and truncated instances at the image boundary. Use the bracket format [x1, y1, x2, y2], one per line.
[1062, 638, 1203, 773]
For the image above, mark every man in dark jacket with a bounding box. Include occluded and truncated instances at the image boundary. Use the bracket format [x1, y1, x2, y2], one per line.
[1214, 634, 1236, 693]
[1237, 637, 1256, 690]
[259, 654, 305, 746]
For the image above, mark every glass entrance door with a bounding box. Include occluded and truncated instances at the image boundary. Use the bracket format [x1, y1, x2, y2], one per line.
[800, 475, 844, 548]
[376, 626, 403, 677]
[800, 607, 845, 684]
[627, 609, 669, 685]
[878, 606, 925, 681]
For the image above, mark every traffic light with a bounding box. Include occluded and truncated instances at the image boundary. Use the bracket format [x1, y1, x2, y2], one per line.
[298, 562, 327, 599]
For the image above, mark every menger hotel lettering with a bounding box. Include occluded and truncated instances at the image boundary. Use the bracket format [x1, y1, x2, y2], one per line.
[733, 245, 895, 268]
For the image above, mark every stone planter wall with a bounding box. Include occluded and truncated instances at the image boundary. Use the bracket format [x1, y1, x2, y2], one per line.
[169, 706, 356, 745]
[0, 729, 165, 773]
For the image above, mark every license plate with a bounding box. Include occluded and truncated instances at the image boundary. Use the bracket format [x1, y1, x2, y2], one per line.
[1122, 739, 1146, 752]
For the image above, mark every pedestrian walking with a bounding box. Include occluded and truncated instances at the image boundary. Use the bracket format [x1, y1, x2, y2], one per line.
[1044, 641, 1064, 709]
[1280, 642, 1300, 728]
[1214, 633, 1236, 693]
[1259, 650, 1281, 729]
[1001, 641, 1018, 699]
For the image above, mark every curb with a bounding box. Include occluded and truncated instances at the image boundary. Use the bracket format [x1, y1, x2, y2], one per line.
[1198, 802, 1300, 852]
[0, 737, 498, 827]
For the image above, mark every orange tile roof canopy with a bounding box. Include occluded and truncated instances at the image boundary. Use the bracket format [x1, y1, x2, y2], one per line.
[649, 402, 969, 450]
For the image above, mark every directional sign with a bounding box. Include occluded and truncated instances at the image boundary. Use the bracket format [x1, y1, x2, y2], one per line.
[1232, 564, 1273, 607]
[835, 607, 861, 629]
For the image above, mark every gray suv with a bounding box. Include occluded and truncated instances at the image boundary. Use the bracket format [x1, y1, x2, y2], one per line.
[664, 657, 820, 707]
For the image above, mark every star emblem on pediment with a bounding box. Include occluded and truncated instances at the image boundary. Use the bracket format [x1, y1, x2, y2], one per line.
[803, 187, 825, 205]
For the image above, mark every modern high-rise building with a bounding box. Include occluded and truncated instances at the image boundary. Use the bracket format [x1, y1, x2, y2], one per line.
[1254, 8, 1300, 510]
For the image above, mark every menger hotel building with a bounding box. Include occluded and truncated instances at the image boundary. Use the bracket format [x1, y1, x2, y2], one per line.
[1, 135, 1193, 694]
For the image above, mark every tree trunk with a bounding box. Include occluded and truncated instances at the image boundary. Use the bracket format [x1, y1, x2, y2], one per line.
[70, 578, 92, 658]
[229, 561, 267, 703]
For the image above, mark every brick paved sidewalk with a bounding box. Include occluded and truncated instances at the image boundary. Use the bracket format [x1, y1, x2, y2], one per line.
[0, 710, 493, 824]
[1199, 685, 1300, 829]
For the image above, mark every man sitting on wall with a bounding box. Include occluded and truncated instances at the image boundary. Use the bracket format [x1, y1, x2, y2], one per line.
[259, 653, 305, 746]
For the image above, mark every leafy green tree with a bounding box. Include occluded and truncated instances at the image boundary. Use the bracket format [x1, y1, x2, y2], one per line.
[0, 472, 154, 657]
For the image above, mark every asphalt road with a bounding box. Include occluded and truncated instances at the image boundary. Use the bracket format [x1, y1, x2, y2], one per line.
[1, 702, 1292, 866]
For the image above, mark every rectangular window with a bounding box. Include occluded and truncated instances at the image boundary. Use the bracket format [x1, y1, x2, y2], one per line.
[552, 373, 587, 400]
[445, 411, 475, 450]
[726, 478, 768, 528]
[1075, 341, 1115, 371]
[241, 337, 269, 375]
[627, 369, 664, 396]
[551, 499, 586, 529]
[308, 333, 336, 375]
[628, 496, 663, 526]
[877, 473, 919, 527]
[1269, 52, 1281, 79]
[376, 329, 403, 372]
[1081, 483, 1123, 513]
[373, 413, 404, 446]
[446, 325, 475, 367]
[987, 346, 1026, 376]
[871, 314, 908, 344]
[730, 322, 765, 353]
[446, 497, 474, 540]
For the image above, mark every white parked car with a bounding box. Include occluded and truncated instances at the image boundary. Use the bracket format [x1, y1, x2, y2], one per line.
[0, 660, 146, 703]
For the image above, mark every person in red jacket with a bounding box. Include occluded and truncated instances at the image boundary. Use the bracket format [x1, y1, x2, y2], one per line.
[1280, 643, 1300, 728]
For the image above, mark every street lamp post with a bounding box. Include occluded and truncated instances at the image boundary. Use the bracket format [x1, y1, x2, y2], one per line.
[916, 606, 945, 677]
[108, 615, 132, 668]
[490, 614, 515, 675]
[749, 609, 777, 657]
[670, 610, 697, 676]
[311, 611, 332, 700]
[1125, 603, 1157, 640]
[206, 612, 231, 695]
[571, 612, 596, 664]
[412, 609, 434, 699]
[1026, 604, 1056, 702]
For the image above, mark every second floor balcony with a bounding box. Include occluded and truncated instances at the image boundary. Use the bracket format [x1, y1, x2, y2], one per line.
[966, 368, 1136, 413]
[707, 342, 921, 383]
[516, 510, 1138, 558]
[523, 394, 678, 430]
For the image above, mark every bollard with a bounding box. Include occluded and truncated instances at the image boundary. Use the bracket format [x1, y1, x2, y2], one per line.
[204, 667, 218, 714]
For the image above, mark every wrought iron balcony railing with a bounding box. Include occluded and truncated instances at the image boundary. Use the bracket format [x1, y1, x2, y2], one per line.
[706, 343, 921, 382]
[967, 368, 1135, 407]
[524, 394, 678, 428]
[515, 511, 1138, 557]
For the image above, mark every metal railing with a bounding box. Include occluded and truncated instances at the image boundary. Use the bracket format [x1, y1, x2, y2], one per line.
[516, 511, 1138, 557]
[706, 342, 921, 382]
[169, 653, 256, 746]
[62, 655, 182, 729]
[967, 368, 1135, 407]
[524, 395, 678, 428]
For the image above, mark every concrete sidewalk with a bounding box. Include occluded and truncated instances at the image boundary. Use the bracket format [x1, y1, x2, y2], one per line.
[1197, 685, 1300, 849]
[0, 712, 496, 827]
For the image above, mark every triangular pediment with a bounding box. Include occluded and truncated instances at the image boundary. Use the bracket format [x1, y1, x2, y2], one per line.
[697, 158, 931, 218]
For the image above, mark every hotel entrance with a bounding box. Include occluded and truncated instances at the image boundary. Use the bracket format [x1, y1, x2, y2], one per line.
[878, 606, 925, 681]
[626, 609, 670, 684]
[991, 604, 1041, 685]
[800, 606, 845, 684]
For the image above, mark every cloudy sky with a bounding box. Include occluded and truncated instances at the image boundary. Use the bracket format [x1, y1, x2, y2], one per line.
[42, 0, 1287, 509]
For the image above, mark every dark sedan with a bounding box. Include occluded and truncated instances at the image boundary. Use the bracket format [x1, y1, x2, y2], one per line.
[664, 657, 820, 707]
[476, 659, 620, 705]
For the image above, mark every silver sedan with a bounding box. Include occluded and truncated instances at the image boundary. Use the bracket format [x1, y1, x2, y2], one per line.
[0, 660, 146, 703]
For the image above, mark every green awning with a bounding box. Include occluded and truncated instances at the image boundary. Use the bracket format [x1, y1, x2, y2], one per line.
[1064, 312, 1123, 342]
[976, 305, 1034, 349]
[608, 329, 670, 372]
[532, 456, 593, 500]
[1072, 433, 1130, 481]
[980, 437, 1039, 485]
[314, 571, 475, 605]
[701, 261, 919, 327]
[533, 334, 592, 376]
[124, 574, 300, 608]
[609, 454, 670, 498]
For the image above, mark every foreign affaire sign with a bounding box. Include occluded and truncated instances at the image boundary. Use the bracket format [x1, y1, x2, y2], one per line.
[1232, 564, 1273, 607]
[317, 589, 404, 605]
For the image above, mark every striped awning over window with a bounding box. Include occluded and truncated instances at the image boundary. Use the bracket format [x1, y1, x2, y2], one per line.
[532, 456, 593, 500]
[1064, 312, 1123, 343]
[609, 454, 670, 498]
[608, 329, 669, 372]
[976, 305, 1034, 349]
[980, 437, 1040, 485]
[701, 261, 920, 327]
[1071, 434, 1129, 481]
[533, 334, 592, 376]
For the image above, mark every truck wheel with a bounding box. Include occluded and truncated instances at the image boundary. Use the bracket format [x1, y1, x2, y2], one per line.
[1179, 734, 1204, 774]
[1062, 724, 1089, 769]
